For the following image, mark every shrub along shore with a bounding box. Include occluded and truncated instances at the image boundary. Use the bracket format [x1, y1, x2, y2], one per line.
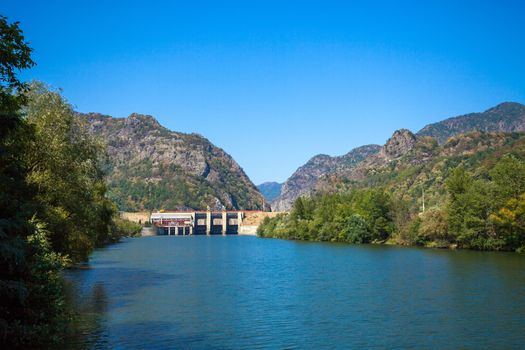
[258, 155, 525, 253]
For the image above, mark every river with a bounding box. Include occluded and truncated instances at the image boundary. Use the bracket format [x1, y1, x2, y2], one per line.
[64, 235, 525, 349]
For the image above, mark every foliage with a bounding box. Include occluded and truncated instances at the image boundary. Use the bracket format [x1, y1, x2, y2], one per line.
[1, 219, 70, 348]
[258, 188, 395, 244]
[24, 82, 117, 261]
[0, 15, 48, 348]
[491, 193, 525, 252]
[0, 16, 136, 347]
[0, 15, 34, 112]
[23, 219, 69, 346]
[260, 148, 525, 252]
[342, 214, 371, 243]
[110, 218, 142, 240]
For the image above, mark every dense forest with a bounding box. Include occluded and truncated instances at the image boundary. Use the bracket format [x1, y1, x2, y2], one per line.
[0, 16, 140, 347]
[259, 133, 525, 252]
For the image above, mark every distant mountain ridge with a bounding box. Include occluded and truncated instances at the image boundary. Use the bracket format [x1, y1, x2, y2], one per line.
[272, 144, 381, 211]
[273, 102, 525, 211]
[80, 112, 268, 211]
[257, 182, 282, 202]
[417, 102, 525, 143]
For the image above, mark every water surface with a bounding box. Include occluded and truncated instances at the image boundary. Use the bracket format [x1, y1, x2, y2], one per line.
[65, 236, 525, 349]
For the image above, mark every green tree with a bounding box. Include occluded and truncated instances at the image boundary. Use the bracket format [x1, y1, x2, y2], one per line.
[0, 15, 34, 112]
[445, 167, 495, 249]
[24, 82, 115, 262]
[418, 208, 448, 245]
[343, 214, 371, 243]
[353, 188, 393, 241]
[290, 197, 305, 221]
[490, 155, 525, 208]
[491, 193, 525, 251]
[0, 15, 68, 348]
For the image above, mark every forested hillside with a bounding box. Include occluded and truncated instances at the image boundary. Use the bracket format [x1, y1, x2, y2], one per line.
[259, 130, 525, 252]
[81, 113, 268, 211]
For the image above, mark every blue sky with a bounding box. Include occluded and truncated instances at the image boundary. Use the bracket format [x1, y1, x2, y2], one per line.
[3, 0, 525, 184]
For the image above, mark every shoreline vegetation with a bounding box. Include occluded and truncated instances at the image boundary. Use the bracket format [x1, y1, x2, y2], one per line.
[0, 16, 140, 348]
[257, 155, 525, 253]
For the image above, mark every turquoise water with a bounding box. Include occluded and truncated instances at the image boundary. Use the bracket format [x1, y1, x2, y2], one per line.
[65, 236, 525, 349]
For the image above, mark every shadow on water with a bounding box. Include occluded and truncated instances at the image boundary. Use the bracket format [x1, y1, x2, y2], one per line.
[63, 266, 180, 349]
[62, 236, 525, 349]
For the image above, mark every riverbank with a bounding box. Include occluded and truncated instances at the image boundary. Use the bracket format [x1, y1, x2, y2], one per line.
[258, 218, 524, 253]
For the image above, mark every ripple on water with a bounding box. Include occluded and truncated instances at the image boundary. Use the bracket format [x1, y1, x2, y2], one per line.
[64, 236, 525, 349]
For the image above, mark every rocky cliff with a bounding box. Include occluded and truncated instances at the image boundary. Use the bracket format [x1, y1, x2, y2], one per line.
[331, 128, 424, 183]
[271, 144, 381, 211]
[80, 112, 268, 211]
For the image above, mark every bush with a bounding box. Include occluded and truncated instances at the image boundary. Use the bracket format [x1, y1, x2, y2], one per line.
[109, 218, 142, 242]
[418, 208, 448, 243]
[343, 214, 371, 244]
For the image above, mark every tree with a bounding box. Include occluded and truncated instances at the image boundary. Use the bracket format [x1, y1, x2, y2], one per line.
[24, 82, 114, 262]
[343, 214, 371, 243]
[490, 155, 525, 208]
[0, 15, 34, 112]
[0, 16, 67, 348]
[491, 193, 525, 251]
[291, 197, 306, 221]
[418, 208, 448, 243]
[445, 167, 495, 249]
[353, 188, 394, 241]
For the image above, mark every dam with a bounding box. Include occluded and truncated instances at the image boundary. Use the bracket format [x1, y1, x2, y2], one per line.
[147, 209, 282, 236]
[151, 210, 243, 235]
[121, 210, 283, 236]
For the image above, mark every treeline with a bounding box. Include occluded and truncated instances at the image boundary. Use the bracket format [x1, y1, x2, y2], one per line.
[0, 16, 140, 347]
[258, 155, 525, 252]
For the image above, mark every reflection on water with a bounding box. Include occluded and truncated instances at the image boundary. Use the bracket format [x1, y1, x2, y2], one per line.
[64, 236, 525, 349]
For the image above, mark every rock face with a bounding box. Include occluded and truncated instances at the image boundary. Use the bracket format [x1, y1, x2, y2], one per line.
[417, 102, 525, 144]
[257, 182, 282, 202]
[80, 112, 268, 211]
[379, 129, 417, 159]
[271, 144, 381, 211]
[337, 129, 419, 182]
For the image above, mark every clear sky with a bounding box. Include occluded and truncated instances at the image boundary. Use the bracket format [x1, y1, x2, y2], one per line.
[3, 0, 525, 184]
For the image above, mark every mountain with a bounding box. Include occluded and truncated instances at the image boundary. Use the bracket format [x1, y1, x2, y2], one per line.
[417, 102, 525, 143]
[273, 102, 525, 212]
[334, 129, 421, 182]
[257, 182, 282, 202]
[80, 112, 268, 211]
[259, 127, 525, 251]
[271, 144, 381, 211]
[317, 129, 525, 211]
